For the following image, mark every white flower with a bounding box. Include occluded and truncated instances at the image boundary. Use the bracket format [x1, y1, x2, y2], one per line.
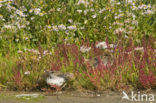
[46, 25, 51, 29]
[77, 0, 89, 7]
[68, 19, 73, 23]
[58, 24, 66, 30]
[99, 8, 106, 13]
[126, 0, 133, 4]
[96, 42, 108, 49]
[132, 14, 136, 20]
[113, 22, 124, 26]
[4, 25, 12, 29]
[80, 46, 91, 53]
[16, 10, 27, 17]
[131, 6, 138, 10]
[91, 14, 97, 18]
[24, 37, 29, 40]
[57, 8, 61, 11]
[115, 14, 124, 19]
[67, 25, 77, 30]
[80, 26, 85, 30]
[144, 10, 154, 14]
[77, 9, 82, 13]
[118, 9, 122, 13]
[147, 5, 151, 9]
[24, 71, 30, 75]
[29, 49, 40, 54]
[84, 10, 88, 15]
[114, 28, 126, 34]
[90, 8, 95, 12]
[84, 20, 88, 24]
[30, 17, 35, 20]
[29, 9, 33, 13]
[15, 39, 19, 42]
[20, 6, 27, 12]
[131, 20, 138, 25]
[117, 2, 121, 5]
[34, 8, 41, 15]
[52, 26, 59, 31]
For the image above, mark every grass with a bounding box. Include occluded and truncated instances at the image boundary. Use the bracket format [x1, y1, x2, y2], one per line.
[0, 0, 155, 92]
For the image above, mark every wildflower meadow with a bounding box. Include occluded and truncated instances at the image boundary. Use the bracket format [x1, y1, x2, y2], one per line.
[0, 0, 155, 92]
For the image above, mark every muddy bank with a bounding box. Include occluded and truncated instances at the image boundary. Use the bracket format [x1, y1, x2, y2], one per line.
[0, 90, 156, 103]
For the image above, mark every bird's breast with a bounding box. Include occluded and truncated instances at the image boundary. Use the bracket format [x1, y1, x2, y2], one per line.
[46, 76, 65, 86]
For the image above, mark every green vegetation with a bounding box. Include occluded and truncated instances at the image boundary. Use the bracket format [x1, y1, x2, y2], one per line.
[0, 0, 155, 91]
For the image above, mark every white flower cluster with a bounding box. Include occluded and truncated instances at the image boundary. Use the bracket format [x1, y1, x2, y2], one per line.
[114, 28, 126, 35]
[29, 8, 44, 16]
[96, 42, 108, 49]
[0, 1, 30, 30]
[17, 48, 52, 61]
[77, 0, 95, 7]
[91, 14, 97, 18]
[16, 9, 27, 17]
[77, 0, 89, 7]
[51, 24, 77, 31]
[23, 48, 51, 55]
[3, 24, 15, 29]
[131, 4, 155, 15]
[96, 42, 116, 49]
[114, 13, 124, 19]
[3, 17, 30, 30]
[80, 42, 117, 53]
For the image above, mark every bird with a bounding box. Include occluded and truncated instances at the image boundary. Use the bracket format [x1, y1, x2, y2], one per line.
[42, 70, 74, 100]
[84, 52, 114, 68]
[43, 70, 74, 92]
